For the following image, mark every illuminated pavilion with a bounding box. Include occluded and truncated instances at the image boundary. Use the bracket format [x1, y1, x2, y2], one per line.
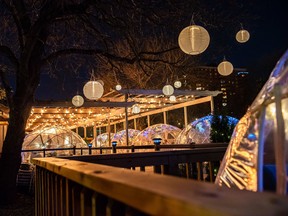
[0, 89, 221, 150]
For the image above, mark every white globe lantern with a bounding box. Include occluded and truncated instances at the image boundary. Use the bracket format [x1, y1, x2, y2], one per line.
[169, 95, 176, 102]
[162, 84, 174, 96]
[115, 84, 122, 91]
[178, 25, 210, 55]
[132, 104, 140, 114]
[72, 95, 84, 107]
[174, 80, 182, 89]
[236, 29, 250, 43]
[217, 60, 234, 76]
[83, 81, 104, 100]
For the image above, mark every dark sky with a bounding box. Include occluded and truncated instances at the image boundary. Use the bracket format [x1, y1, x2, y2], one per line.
[229, 1, 288, 68]
[35, 0, 288, 101]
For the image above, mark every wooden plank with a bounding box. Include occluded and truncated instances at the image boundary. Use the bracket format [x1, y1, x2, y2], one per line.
[33, 101, 135, 108]
[118, 89, 222, 97]
[33, 157, 288, 216]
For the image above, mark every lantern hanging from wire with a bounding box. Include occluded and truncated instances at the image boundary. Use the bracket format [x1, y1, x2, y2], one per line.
[174, 80, 182, 89]
[115, 84, 122, 91]
[236, 24, 250, 43]
[162, 84, 174, 96]
[83, 80, 104, 100]
[217, 58, 234, 76]
[169, 95, 176, 102]
[132, 104, 141, 114]
[72, 95, 84, 107]
[178, 24, 210, 55]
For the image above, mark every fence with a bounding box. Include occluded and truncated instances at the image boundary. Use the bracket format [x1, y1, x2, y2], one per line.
[32, 147, 288, 215]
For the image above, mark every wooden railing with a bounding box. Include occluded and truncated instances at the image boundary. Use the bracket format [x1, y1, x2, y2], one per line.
[32, 148, 288, 215]
[22, 142, 228, 156]
[60, 147, 226, 182]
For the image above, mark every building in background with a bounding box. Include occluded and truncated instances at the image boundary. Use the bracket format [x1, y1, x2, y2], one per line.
[186, 66, 250, 119]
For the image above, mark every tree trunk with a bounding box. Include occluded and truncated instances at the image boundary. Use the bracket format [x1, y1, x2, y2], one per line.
[0, 102, 32, 204]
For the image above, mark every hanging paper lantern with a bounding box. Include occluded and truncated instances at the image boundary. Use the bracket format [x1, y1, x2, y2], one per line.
[83, 81, 104, 100]
[72, 95, 84, 107]
[217, 60, 234, 76]
[174, 80, 182, 89]
[178, 25, 210, 55]
[132, 104, 140, 114]
[236, 29, 250, 43]
[162, 84, 174, 96]
[115, 84, 122, 91]
[169, 95, 176, 102]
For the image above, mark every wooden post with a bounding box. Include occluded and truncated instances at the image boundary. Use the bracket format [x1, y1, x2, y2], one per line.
[125, 94, 129, 146]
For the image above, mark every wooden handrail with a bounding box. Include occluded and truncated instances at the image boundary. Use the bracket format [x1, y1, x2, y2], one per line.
[33, 157, 288, 216]
[60, 148, 225, 168]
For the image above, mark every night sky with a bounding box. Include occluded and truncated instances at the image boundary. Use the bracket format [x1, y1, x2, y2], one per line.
[35, 1, 288, 102]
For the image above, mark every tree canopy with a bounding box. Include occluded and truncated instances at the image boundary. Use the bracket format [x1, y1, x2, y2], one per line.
[0, 0, 260, 204]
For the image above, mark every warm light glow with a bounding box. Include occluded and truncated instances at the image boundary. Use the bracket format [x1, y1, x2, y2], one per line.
[83, 81, 104, 100]
[236, 29, 250, 43]
[162, 84, 174, 96]
[72, 95, 84, 107]
[174, 80, 182, 88]
[169, 95, 176, 102]
[178, 25, 210, 55]
[115, 84, 122, 91]
[217, 60, 234, 76]
[132, 104, 141, 114]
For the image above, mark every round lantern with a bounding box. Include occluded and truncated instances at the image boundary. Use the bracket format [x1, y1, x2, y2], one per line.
[83, 81, 104, 100]
[174, 80, 182, 89]
[236, 29, 250, 43]
[132, 104, 140, 114]
[217, 60, 234, 76]
[115, 84, 122, 91]
[178, 25, 210, 55]
[169, 95, 176, 102]
[162, 84, 174, 96]
[72, 95, 84, 107]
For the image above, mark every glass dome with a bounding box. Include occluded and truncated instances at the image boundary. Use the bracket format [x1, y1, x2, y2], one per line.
[112, 129, 140, 146]
[112, 129, 140, 153]
[132, 124, 181, 146]
[216, 50, 288, 194]
[22, 127, 87, 161]
[175, 115, 239, 144]
[91, 132, 115, 147]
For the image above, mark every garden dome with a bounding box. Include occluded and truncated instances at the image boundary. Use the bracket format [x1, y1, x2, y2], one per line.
[175, 115, 239, 144]
[22, 127, 87, 161]
[112, 129, 140, 146]
[132, 124, 181, 146]
[216, 50, 288, 193]
[91, 132, 115, 147]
